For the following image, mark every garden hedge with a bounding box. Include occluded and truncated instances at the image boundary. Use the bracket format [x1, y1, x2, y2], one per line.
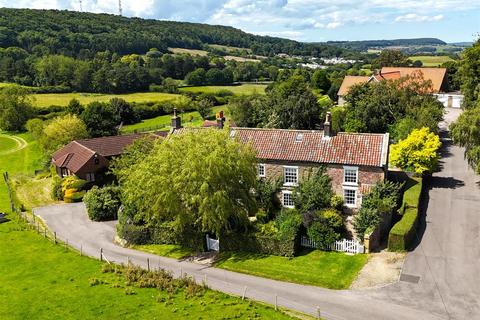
[221, 231, 299, 257]
[388, 178, 423, 251]
[117, 222, 204, 251]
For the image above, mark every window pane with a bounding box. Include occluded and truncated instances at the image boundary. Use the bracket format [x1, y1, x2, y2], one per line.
[344, 189, 356, 205]
[344, 168, 357, 183]
[284, 167, 298, 184]
[258, 164, 265, 177]
[283, 192, 294, 207]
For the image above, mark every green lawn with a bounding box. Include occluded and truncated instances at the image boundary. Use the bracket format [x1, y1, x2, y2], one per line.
[0, 132, 44, 212]
[180, 84, 267, 95]
[0, 135, 18, 153]
[215, 250, 368, 290]
[121, 105, 229, 133]
[0, 218, 296, 319]
[409, 55, 454, 67]
[133, 244, 197, 259]
[31, 92, 181, 108]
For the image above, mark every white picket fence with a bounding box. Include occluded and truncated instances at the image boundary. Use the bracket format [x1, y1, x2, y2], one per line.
[206, 234, 220, 252]
[301, 236, 364, 254]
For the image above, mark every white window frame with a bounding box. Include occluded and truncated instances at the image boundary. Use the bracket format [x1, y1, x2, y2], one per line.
[343, 187, 357, 208]
[258, 163, 266, 178]
[282, 190, 295, 208]
[60, 167, 69, 177]
[283, 166, 299, 186]
[343, 166, 359, 186]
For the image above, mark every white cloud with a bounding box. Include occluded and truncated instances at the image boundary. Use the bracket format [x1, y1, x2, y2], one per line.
[0, 0, 478, 40]
[395, 13, 444, 22]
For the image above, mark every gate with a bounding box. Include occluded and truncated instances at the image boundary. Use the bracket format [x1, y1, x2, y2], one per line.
[206, 234, 219, 252]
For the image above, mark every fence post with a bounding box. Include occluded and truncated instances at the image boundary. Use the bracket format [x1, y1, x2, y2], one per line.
[242, 286, 247, 300]
[100, 248, 103, 261]
[274, 294, 278, 311]
[316, 306, 321, 319]
[54, 232, 57, 244]
[80, 245, 83, 256]
[147, 258, 150, 271]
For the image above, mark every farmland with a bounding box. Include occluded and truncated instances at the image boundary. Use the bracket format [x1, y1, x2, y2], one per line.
[30, 92, 181, 108]
[180, 84, 267, 95]
[409, 55, 454, 66]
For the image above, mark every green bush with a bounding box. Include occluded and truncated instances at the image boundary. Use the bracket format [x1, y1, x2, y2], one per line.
[221, 231, 299, 257]
[388, 207, 418, 251]
[83, 186, 121, 221]
[51, 176, 63, 200]
[117, 223, 151, 244]
[306, 209, 343, 247]
[330, 195, 344, 211]
[275, 209, 302, 241]
[388, 178, 423, 251]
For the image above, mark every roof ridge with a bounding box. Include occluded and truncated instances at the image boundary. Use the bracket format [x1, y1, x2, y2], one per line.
[72, 140, 96, 155]
[232, 127, 320, 133]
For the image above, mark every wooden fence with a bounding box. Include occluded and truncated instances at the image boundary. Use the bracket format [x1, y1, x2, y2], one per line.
[301, 236, 365, 254]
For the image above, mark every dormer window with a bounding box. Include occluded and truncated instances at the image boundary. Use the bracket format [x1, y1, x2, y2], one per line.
[295, 133, 303, 142]
[94, 154, 99, 165]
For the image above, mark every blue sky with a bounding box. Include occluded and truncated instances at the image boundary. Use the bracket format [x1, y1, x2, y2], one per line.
[1, 0, 479, 42]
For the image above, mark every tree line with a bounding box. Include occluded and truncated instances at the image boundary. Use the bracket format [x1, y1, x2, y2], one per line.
[0, 8, 349, 59]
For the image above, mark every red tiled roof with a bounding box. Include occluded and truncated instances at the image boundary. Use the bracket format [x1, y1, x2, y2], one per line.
[337, 76, 370, 96]
[232, 128, 388, 167]
[372, 71, 401, 81]
[52, 141, 95, 173]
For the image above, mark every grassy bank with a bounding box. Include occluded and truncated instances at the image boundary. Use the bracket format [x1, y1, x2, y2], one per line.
[215, 250, 368, 289]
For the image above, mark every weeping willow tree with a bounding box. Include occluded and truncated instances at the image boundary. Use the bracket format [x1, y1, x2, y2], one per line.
[115, 129, 258, 236]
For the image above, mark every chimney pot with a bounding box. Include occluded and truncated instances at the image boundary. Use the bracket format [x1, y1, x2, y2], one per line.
[171, 107, 182, 130]
[323, 111, 332, 138]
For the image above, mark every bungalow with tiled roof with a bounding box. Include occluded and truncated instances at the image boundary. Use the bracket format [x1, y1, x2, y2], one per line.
[52, 132, 166, 181]
[337, 67, 463, 108]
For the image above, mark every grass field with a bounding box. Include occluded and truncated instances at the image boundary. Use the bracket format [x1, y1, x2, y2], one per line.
[209, 44, 252, 53]
[0, 218, 297, 319]
[121, 105, 229, 134]
[0, 135, 18, 153]
[31, 92, 181, 108]
[0, 132, 44, 213]
[215, 250, 368, 290]
[180, 84, 267, 95]
[409, 55, 454, 67]
[168, 47, 208, 56]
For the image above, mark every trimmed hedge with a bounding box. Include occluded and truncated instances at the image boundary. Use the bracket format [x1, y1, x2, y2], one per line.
[388, 207, 418, 251]
[117, 222, 204, 251]
[221, 231, 299, 257]
[388, 178, 423, 251]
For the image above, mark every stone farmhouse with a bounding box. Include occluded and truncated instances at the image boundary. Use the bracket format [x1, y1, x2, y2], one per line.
[337, 67, 464, 108]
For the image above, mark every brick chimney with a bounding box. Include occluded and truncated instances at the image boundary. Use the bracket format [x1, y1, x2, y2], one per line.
[216, 110, 225, 129]
[323, 111, 332, 139]
[171, 107, 182, 130]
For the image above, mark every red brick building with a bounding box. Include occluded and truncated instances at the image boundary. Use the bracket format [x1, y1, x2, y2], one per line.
[52, 132, 166, 181]
[232, 114, 389, 210]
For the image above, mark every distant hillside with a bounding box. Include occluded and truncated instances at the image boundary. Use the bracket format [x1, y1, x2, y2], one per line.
[327, 38, 446, 51]
[0, 8, 347, 58]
